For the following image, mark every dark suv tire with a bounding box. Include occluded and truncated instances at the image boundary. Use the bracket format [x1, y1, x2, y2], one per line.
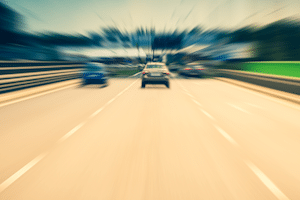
[165, 81, 170, 88]
[141, 81, 146, 88]
[81, 80, 88, 86]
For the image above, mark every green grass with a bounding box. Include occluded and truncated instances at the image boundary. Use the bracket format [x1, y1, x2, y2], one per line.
[225, 62, 300, 78]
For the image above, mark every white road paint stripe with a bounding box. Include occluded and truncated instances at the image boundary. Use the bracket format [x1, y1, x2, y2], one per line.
[125, 79, 138, 90]
[57, 122, 85, 143]
[60, 79, 138, 143]
[0, 83, 77, 108]
[192, 99, 202, 107]
[107, 98, 115, 104]
[130, 71, 141, 77]
[214, 125, 239, 147]
[177, 82, 188, 92]
[228, 103, 251, 114]
[90, 107, 104, 118]
[218, 80, 300, 112]
[0, 152, 47, 193]
[200, 109, 215, 120]
[116, 91, 123, 97]
[213, 123, 289, 199]
[246, 102, 263, 109]
[0, 79, 138, 194]
[105, 80, 138, 106]
[90, 80, 137, 119]
[186, 92, 195, 98]
[194, 82, 208, 85]
[245, 160, 290, 200]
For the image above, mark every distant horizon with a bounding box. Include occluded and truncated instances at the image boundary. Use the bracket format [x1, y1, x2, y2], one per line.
[4, 0, 300, 35]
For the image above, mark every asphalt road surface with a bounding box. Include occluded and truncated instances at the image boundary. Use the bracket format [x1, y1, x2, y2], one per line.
[1, 78, 300, 200]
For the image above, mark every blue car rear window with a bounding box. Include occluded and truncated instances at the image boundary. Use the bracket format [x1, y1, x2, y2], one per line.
[85, 64, 104, 71]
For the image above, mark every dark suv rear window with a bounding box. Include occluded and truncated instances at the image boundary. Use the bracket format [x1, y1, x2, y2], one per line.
[146, 65, 164, 69]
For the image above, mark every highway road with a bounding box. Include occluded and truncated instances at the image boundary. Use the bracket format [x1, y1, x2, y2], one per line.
[1, 77, 300, 200]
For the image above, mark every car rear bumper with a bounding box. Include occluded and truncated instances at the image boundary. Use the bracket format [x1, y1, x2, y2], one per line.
[142, 76, 169, 84]
[83, 77, 107, 84]
[181, 71, 204, 76]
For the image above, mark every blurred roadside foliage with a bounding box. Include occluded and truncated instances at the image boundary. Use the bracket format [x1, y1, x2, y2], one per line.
[1, 1, 300, 61]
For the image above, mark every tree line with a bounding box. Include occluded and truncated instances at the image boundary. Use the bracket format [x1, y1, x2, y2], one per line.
[1, 2, 300, 61]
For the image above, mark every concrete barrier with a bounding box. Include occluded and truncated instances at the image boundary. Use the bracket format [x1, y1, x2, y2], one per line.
[0, 61, 84, 94]
[213, 69, 300, 105]
[0, 79, 81, 106]
[216, 69, 300, 95]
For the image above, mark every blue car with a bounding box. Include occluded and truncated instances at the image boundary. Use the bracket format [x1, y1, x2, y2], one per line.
[81, 62, 109, 86]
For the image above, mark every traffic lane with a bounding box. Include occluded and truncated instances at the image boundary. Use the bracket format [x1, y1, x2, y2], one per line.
[177, 78, 300, 199]
[184, 78, 300, 127]
[0, 78, 137, 184]
[1, 80, 277, 200]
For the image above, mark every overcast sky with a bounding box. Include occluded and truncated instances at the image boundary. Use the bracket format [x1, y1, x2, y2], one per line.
[4, 0, 300, 35]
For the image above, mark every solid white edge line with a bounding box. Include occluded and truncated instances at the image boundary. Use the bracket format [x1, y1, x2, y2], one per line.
[245, 160, 290, 200]
[192, 99, 202, 107]
[0, 84, 78, 108]
[200, 109, 215, 120]
[0, 152, 47, 193]
[214, 125, 239, 147]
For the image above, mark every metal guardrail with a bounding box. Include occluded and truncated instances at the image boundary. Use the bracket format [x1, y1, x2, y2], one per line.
[215, 69, 300, 96]
[0, 61, 85, 94]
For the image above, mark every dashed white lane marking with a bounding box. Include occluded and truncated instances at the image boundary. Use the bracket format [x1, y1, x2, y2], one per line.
[217, 80, 300, 112]
[57, 122, 85, 143]
[177, 82, 188, 92]
[200, 109, 215, 120]
[180, 79, 290, 200]
[245, 160, 290, 200]
[0, 79, 138, 194]
[213, 124, 290, 199]
[246, 102, 263, 109]
[130, 72, 141, 77]
[194, 82, 209, 85]
[107, 98, 115, 104]
[214, 125, 239, 147]
[89, 80, 137, 119]
[192, 99, 202, 107]
[186, 92, 195, 98]
[90, 107, 104, 118]
[212, 114, 290, 199]
[0, 152, 47, 193]
[116, 92, 123, 97]
[182, 87, 188, 92]
[227, 103, 251, 114]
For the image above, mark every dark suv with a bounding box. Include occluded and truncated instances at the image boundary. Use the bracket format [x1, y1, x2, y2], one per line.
[141, 62, 170, 88]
